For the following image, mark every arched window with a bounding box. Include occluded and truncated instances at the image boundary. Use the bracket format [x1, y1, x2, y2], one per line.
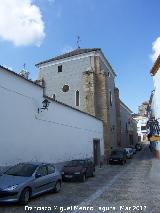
[76, 90, 80, 106]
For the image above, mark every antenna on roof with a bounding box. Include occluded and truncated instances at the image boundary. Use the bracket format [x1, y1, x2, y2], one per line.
[77, 36, 81, 49]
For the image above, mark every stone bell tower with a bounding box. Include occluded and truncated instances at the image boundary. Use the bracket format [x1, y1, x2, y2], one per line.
[83, 55, 111, 158]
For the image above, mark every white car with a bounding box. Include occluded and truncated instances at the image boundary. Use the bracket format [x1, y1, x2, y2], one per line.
[123, 148, 134, 159]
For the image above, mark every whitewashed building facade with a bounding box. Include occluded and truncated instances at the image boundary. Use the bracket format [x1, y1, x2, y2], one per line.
[149, 55, 160, 159]
[150, 55, 160, 119]
[132, 115, 148, 142]
[0, 65, 104, 167]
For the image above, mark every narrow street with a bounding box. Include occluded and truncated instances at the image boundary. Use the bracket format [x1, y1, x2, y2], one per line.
[0, 144, 159, 213]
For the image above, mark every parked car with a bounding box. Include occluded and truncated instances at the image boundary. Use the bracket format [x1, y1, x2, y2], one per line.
[0, 162, 61, 204]
[127, 145, 137, 154]
[132, 148, 137, 154]
[135, 143, 142, 151]
[123, 148, 134, 159]
[109, 149, 127, 165]
[61, 159, 95, 182]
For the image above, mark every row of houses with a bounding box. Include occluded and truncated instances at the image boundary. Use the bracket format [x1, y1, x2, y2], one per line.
[0, 48, 138, 168]
[132, 102, 149, 142]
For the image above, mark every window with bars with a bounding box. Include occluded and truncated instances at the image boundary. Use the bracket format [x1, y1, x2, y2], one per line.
[76, 90, 80, 106]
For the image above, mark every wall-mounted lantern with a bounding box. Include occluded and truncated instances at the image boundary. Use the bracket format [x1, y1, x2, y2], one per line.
[38, 99, 51, 113]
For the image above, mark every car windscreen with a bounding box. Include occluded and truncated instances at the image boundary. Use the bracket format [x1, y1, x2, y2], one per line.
[66, 160, 85, 167]
[4, 164, 38, 177]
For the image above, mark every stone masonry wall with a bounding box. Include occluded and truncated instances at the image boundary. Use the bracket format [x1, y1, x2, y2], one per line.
[83, 70, 96, 116]
[83, 56, 111, 159]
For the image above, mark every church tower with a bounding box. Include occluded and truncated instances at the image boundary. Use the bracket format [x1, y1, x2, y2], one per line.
[36, 48, 118, 159]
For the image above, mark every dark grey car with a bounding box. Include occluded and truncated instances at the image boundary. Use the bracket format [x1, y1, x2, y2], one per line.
[0, 162, 62, 204]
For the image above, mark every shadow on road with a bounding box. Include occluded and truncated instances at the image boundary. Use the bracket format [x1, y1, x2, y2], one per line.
[135, 144, 154, 161]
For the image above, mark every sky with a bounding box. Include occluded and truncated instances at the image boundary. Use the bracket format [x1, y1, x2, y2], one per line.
[0, 0, 160, 113]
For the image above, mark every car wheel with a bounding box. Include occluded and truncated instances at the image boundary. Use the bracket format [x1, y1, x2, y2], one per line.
[19, 188, 30, 205]
[80, 173, 86, 182]
[62, 177, 66, 182]
[53, 181, 61, 193]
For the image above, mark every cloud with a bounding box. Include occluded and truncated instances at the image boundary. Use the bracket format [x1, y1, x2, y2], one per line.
[151, 37, 160, 61]
[0, 0, 45, 47]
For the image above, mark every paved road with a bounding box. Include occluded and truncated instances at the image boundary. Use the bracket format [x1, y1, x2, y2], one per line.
[0, 144, 159, 213]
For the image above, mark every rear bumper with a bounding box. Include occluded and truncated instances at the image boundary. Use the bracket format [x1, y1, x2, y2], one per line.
[62, 174, 82, 181]
[109, 159, 123, 164]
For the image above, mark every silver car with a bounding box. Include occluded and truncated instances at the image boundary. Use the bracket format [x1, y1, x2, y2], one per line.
[0, 162, 62, 204]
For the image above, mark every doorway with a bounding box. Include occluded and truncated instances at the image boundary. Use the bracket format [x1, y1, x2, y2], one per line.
[93, 139, 100, 166]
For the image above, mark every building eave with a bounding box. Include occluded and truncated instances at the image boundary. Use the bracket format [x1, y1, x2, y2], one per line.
[120, 100, 133, 114]
[43, 95, 103, 122]
[35, 48, 101, 67]
[98, 50, 117, 77]
[35, 48, 117, 78]
[0, 65, 43, 88]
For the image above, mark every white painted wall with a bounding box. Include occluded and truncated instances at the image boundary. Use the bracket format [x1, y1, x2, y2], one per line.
[152, 68, 160, 119]
[0, 67, 104, 166]
[37, 56, 91, 111]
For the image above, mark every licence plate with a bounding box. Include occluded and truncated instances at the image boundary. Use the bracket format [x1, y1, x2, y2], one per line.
[65, 175, 72, 178]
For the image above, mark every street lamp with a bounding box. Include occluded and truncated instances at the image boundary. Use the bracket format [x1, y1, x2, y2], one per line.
[38, 99, 51, 113]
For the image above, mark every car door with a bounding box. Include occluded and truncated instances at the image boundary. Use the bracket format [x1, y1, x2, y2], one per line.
[90, 160, 95, 174]
[86, 160, 93, 177]
[33, 165, 50, 195]
[46, 164, 57, 189]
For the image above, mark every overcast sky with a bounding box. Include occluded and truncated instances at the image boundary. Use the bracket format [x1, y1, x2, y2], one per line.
[0, 0, 160, 113]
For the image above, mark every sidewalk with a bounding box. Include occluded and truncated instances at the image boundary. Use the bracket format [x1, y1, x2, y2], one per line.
[149, 158, 160, 183]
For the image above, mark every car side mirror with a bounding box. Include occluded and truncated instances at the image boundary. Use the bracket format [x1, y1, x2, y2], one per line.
[35, 173, 41, 178]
